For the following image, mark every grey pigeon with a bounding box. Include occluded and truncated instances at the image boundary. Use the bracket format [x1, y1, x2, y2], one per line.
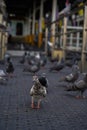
[66, 73, 87, 98]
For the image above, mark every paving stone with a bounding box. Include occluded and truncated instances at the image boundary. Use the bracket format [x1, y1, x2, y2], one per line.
[0, 57, 87, 130]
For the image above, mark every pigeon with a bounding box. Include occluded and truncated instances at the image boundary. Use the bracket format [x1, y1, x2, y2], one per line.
[0, 70, 7, 77]
[6, 57, 14, 77]
[40, 55, 47, 68]
[23, 62, 40, 75]
[65, 57, 77, 67]
[19, 52, 27, 64]
[0, 70, 8, 84]
[59, 72, 79, 84]
[66, 73, 87, 99]
[49, 58, 65, 72]
[30, 76, 47, 109]
[33, 73, 49, 88]
[59, 2, 71, 16]
[59, 62, 80, 84]
[71, 60, 80, 73]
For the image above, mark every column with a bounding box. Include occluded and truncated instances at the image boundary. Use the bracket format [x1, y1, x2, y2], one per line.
[76, 32, 80, 49]
[28, 10, 31, 44]
[0, 13, 3, 59]
[38, 0, 44, 48]
[45, 27, 48, 55]
[32, 2, 36, 45]
[70, 33, 73, 46]
[63, 17, 67, 59]
[81, 5, 87, 72]
[51, 0, 57, 57]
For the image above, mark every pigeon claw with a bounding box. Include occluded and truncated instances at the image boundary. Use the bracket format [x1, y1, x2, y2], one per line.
[76, 95, 86, 99]
[31, 104, 35, 109]
[36, 105, 40, 109]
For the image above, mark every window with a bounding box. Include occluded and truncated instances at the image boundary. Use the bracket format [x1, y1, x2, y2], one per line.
[16, 23, 23, 35]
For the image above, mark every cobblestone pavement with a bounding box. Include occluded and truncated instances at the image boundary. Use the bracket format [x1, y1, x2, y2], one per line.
[0, 57, 87, 130]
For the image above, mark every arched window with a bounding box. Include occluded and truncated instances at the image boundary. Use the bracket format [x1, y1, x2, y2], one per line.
[16, 23, 23, 35]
